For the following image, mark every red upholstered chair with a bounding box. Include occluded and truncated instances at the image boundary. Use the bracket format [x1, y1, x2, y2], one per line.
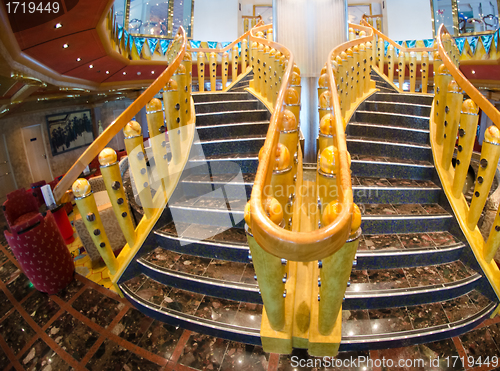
[2, 188, 40, 231]
[31, 180, 47, 208]
[4, 211, 74, 295]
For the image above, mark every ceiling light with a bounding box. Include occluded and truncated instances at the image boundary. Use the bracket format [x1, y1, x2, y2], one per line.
[151, 71, 155, 74]
[62, 43, 69, 48]
[89, 65, 94, 68]
[137, 72, 141, 75]
[472, 70, 476, 74]
[106, 71, 110, 74]
[76, 58, 81, 62]
[123, 72, 127, 75]
[55, 23, 62, 29]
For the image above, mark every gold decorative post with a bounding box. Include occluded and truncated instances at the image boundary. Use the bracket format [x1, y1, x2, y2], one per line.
[232, 45, 239, 83]
[365, 42, 373, 94]
[433, 65, 453, 145]
[441, 80, 463, 170]
[163, 79, 182, 162]
[197, 51, 205, 92]
[98, 148, 136, 247]
[222, 52, 229, 88]
[72, 179, 118, 274]
[210, 52, 217, 92]
[123, 121, 154, 218]
[409, 52, 417, 93]
[242, 39, 248, 72]
[387, 45, 395, 84]
[421, 52, 429, 94]
[468, 126, 500, 229]
[452, 100, 479, 197]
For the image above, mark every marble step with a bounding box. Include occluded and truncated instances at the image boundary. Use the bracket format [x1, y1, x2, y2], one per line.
[347, 136, 432, 162]
[120, 275, 495, 351]
[154, 220, 465, 269]
[369, 92, 434, 105]
[354, 110, 430, 130]
[362, 100, 432, 117]
[192, 92, 254, 103]
[351, 155, 434, 180]
[196, 110, 270, 127]
[181, 172, 254, 199]
[196, 121, 269, 141]
[196, 135, 266, 156]
[194, 100, 263, 114]
[347, 122, 430, 146]
[188, 152, 259, 174]
[137, 247, 482, 310]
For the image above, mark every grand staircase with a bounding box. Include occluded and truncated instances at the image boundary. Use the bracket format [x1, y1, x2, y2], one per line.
[117, 75, 499, 352]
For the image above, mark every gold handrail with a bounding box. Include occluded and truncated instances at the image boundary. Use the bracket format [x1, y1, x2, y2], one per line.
[437, 26, 500, 124]
[190, 20, 265, 54]
[53, 28, 187, 202]
[248, 24, 362, 262]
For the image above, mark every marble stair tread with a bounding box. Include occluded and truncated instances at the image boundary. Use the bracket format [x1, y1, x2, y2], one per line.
[121, 274, 494, 348]
[190, 151, 259, 161]
[358, 231, 461, 251]
[195, 120, 269, 130]
[192, 92, 254, 103]
[194, 100, 263, 114]
[168, 194, 247, 211]
[347, 135, 431, 149]
[157, 222, 247, 245]
[196, 134, 266, 144]
[365, 99, 432, 108]
[352, 153, 432, 166]
[140, 247, 479, 296]
[182, 172, 255, 184]
[353, 176, 438, 188]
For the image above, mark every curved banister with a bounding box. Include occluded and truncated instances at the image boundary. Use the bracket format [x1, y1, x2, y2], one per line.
[360, 19, 434, 53]
[248, 23, 369, 262]
[53, 27, 187, 202]
[190, 20, 265, 54]
[437, 24, 500, 126]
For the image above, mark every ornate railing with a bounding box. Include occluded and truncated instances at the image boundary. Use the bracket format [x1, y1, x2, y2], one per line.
[361, 19, 435, 94]
[190, 20, 264, 92]
[362, 14, 383, 32]
[244, 22, 374, 356]
[432, 24, 500, 306]
[52, 28, 194, 293]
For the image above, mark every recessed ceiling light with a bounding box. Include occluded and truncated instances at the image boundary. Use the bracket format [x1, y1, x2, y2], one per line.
[55, 23, 62, 29]
[76, 58, 81, 62]
[137, 71, 141, 75]
[89, 65, 94, 68]
[106, 71, 110, 74]
[472, 70, 476, 74]
[151, 71, 155, 74]
[62, 44, 69, 48]
[123, 72, 127, 75]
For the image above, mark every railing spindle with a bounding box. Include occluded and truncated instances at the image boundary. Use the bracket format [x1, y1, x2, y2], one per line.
[441, 80, 463, 170]
[452, 100, 479, 197]
[210, 52, 217, 92]
[98, 148, 136, 248]
[468, 126, 500, 229]
[197, 51, 205, 92]
[163, 79, 182, 162]
[409, 52, 417, 93]
[433, 65, 453, 145]
[387, 44, 395, 85]
[222, 52, 229, 88]
[242, 39, 248, 72]
[421, 52, 429, 94]
[232, 45, 239, 83]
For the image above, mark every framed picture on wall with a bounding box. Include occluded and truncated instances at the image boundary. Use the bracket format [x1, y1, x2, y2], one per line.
[348, 4, 372, 25]
[46, 109, 94, 156]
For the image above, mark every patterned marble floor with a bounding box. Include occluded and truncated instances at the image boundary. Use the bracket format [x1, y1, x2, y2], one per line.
[0, 236, 500, 370]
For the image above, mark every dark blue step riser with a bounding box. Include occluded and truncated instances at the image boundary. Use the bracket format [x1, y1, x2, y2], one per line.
[347, 141, 431, 162]
[189, 159, 258, 175]
[200, 139, 265, 156]
[351, 162, 434, 180]
[197, 123, 269, 140]
[193, 93, 253, 103]
[353, 187, 440, 204]
[347, 124, 429, 145]
[123, 290, 262, 346]
[181, 182, 253, 199]
[361, 216, 452, 234]
[361, 102, 431, 117]
[371, 93, 434, 105]
[196, 111, 270, 126]
[195, 101, 262, 114]
[354, 112, 429, 130]
[169, 207, 245, 228]
[155, 233, 250, 262]
[139, 263, 262, 304]
[355, 245, 464, 270]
